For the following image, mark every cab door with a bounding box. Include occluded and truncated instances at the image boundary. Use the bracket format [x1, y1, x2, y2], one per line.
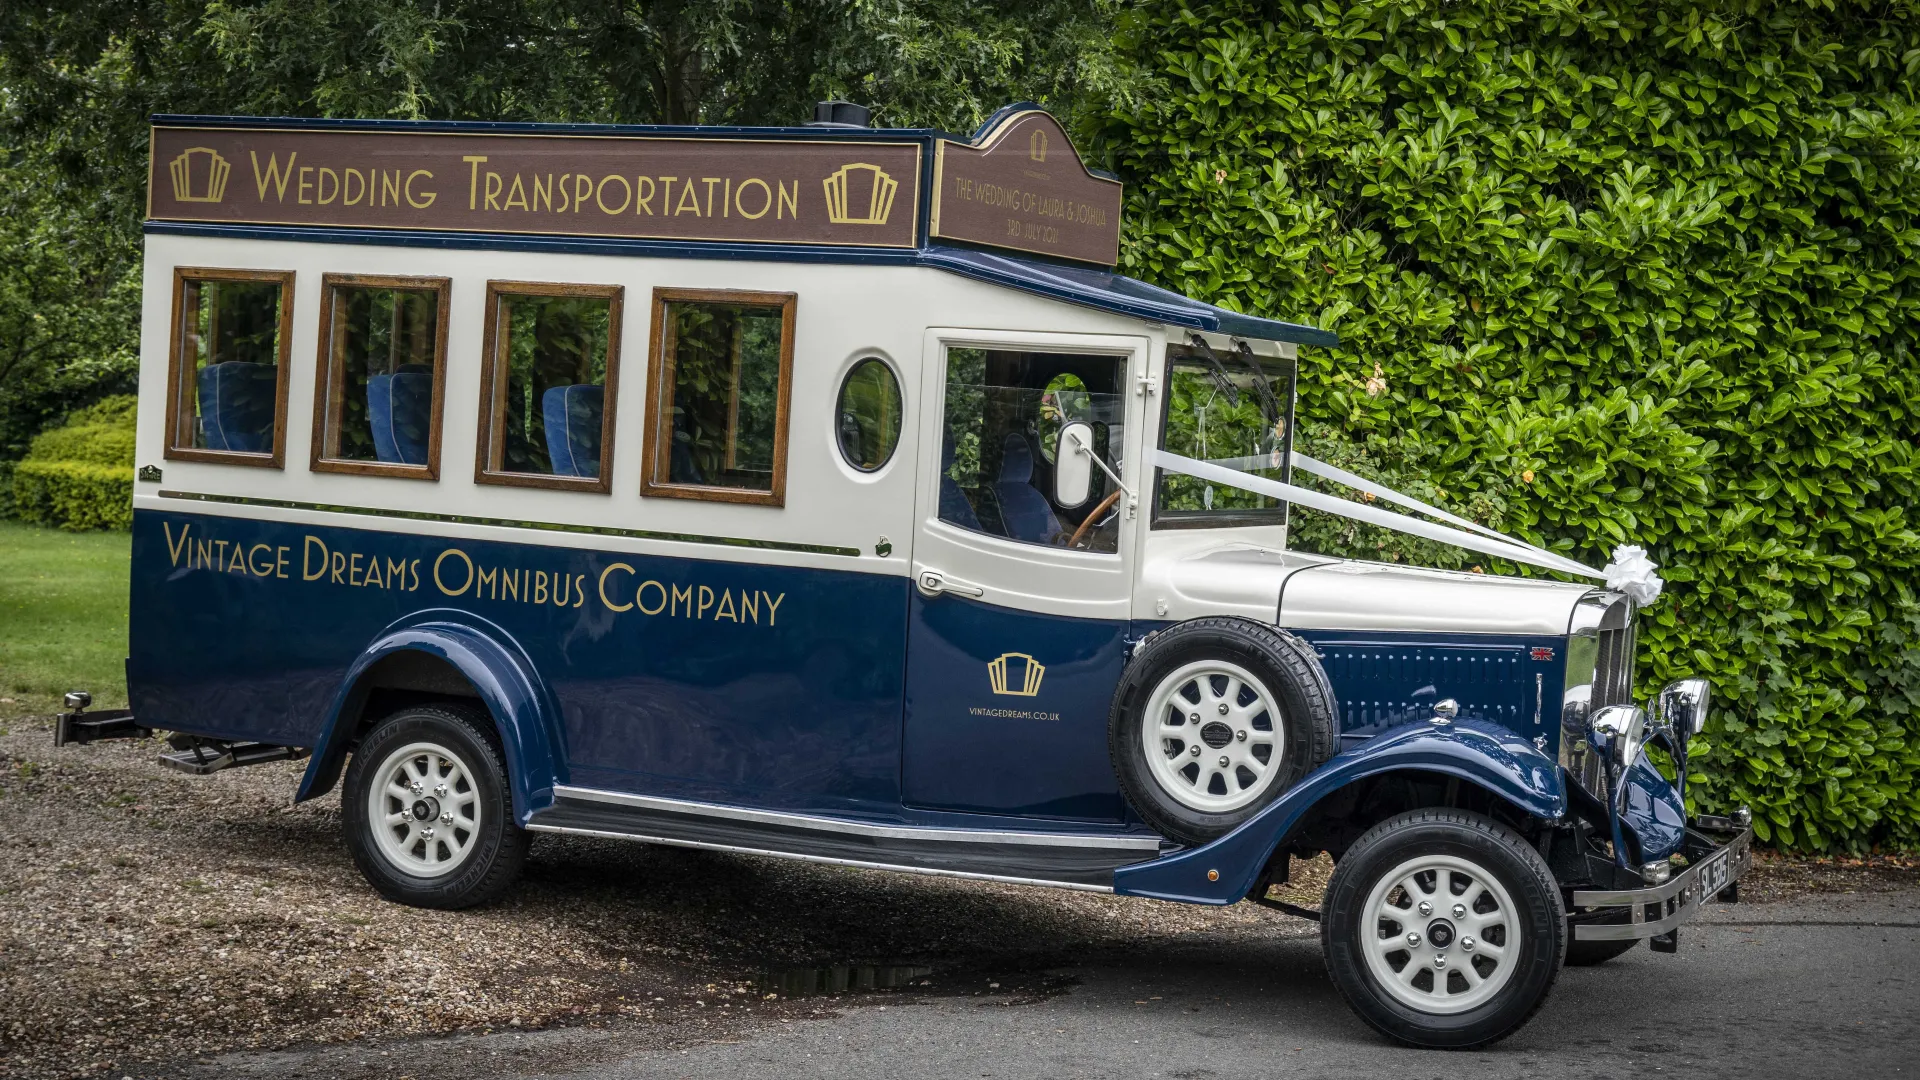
[900, 329, 1148, 822]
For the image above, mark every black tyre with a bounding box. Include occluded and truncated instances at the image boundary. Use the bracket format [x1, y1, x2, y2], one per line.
[1563, 909, 1639, 966]
[1322, 809, 1566, 1049]
[342, 702, 529, 909]
[1109, 617, 1338, 845]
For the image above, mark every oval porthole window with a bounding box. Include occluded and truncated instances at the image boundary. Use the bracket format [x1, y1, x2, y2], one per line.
[835, 358, 903, 472]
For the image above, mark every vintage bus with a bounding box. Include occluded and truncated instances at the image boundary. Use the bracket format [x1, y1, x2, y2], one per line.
[58, 101, 1750, 1047]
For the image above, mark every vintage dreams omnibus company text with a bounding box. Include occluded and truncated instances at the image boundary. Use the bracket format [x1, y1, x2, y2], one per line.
[161, 522, 788, 626]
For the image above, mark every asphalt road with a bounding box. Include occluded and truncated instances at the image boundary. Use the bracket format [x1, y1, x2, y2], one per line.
[178, 888, 1920, 1080]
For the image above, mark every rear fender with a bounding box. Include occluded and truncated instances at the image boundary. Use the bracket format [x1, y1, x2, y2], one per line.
[294, 610, 564, 824]
[1114, 721, 1565, 904]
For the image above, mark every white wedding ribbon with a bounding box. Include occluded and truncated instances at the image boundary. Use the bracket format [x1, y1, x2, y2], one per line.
[1152, 449, 1614, 582]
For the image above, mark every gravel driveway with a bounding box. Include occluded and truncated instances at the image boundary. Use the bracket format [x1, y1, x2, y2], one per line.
[2, 713, 1914, 1079]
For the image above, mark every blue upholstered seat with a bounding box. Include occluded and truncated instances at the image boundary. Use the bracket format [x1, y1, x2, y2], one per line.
[994, 433, 1061, 544]
[937, 438, 981, 531]
[542, 383, 604, 478]
[196, 362, 277, 453]
[367, 364, 433, 465]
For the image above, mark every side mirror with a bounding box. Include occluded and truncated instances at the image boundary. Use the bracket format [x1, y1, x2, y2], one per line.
[1053, 420, 1094, 508]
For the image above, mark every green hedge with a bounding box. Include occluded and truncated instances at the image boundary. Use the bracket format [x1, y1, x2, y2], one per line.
[1095, 0, 1920, 851]
[11, 395, 135, 531]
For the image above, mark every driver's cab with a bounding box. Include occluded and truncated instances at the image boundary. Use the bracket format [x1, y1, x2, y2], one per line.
[900, 328, 1302, 824]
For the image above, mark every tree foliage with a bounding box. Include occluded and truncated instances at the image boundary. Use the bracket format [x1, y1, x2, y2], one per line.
[1095, 0, 1920, 850]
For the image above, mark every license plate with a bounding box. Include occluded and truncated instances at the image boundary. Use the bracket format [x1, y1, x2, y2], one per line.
[1694, 847, 1731, 897]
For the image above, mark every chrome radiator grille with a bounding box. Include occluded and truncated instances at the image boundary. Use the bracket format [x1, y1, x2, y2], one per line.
[1592, 615, 1637, 709]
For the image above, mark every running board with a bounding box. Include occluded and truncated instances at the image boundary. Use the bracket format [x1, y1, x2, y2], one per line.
[157, 736, 309, 776]
[526, 786, 1167, 891]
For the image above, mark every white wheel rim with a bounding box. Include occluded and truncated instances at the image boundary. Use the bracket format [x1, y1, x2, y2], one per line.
[1360, 854, 1522, 1015]
[1140, 659, 1285, 813]
[367, 740, 484, 878]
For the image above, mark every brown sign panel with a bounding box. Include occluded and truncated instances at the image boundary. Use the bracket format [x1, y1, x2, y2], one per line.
[149, 126, 922, 248]
[930, 111, 1123, 266]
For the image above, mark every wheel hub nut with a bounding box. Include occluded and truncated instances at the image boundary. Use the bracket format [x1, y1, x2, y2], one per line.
[410, 781, 424, 795]
[1452, 904, 1466, 919]
[434, 784, 449, 798]
[1218, 703, 1229, 715]
[1218, 755, 1230, 767]
[1417, 901, 1432, 916]
[1433, 954, 1447, 969]
[1189, 745, 1201, 757]
[1461, 936, 1476, 952]
[439, 810, 454, 824]
[1235, 730, 1247, 742]
[420, 827, 436, 839]
[1405, 932, 1421, 948]
[1189, 712, 1200, 722]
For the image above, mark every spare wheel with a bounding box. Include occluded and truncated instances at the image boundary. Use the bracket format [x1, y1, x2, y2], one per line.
[1110, 617, 1339, 846]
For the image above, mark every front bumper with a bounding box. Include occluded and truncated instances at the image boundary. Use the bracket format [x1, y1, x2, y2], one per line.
[1569, 813, 1753, 941]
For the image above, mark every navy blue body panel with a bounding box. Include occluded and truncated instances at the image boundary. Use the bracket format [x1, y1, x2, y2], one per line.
[1112, 720, 1566, 905]
[130, 508, 910, 820]
[1293, 630, 1567, 755]
[1617, 753, 1687, 863]
[900, 592, 1129, 821]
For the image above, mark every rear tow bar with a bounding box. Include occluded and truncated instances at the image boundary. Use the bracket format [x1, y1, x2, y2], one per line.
[53, 690, 308, 776]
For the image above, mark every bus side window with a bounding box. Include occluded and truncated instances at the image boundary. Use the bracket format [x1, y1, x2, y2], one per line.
[164, 267, 296, 467]
[641, 288, 796, 507]
[311, 274, 450, 479]
[475, 281, 623, 493]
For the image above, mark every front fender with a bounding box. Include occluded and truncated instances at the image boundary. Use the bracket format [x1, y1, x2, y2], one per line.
[1114, 721, 1565, 905]
[294, 610, 565, 824]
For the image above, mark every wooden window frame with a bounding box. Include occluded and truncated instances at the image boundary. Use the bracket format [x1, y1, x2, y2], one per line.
[640, 287, 797, 508]
[474, 280, 624, 494]
[163, 267, 297, 468]
[309, 273, 451, 480]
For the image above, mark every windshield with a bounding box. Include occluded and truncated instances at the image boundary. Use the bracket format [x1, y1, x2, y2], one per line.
[1154, 342, 1295, 528]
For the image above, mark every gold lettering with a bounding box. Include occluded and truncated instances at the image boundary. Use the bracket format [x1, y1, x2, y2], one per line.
[484, 171, 503, 211]
[722, 177, 731, 217]
[330, 550, 347, 585]
[599, 563, 634, 611]
[777, 180, 797, 219]
[276, 546, 290, 578]
[248, 543, 273, 577]
[635, 176, 654, 215]
[671, 582, 694, 617]
[595, 174, 630, 215]
[298, 166, 315, 204]
[382, 169, 400, 207]
[637, 580, 667, 615]
[464, 156, 488, 209]
[194, 539, 211, 569]
[250, 151, 298, 201]
[225, 543, 247, 574]
[343, 167, 365, 206]
[697, 584, 714, 618]
[574, 174, 592, 213]
[715, 589, 738, 622]
[302, 535, 328, 580]
[657, 177, 677, 215]
[385, 557, 407, 589]
[740, 590, 759, 623]
[164, 521, 192, 566]
[478, 565, 497, 599]
[702, 177, 721, 217]
[573, 574, 586, 608]
[212, 539, 228, 569]
[533, 571, 549, 605]
[317, 167, 340, 205]
[534, 174, 552, 213]
[736, 178, 771, 219]
[362, 556, 384, 588]
[504, 569, 519, 602]
[504, 173, 529, 211]
[408, 558, 422, 591]
[348, 551, 364, 585]
[433, 549, 473, 596]
[405, 169, 435, 208]
[763, 591, 786, 626]
[674, 180, 701, 216]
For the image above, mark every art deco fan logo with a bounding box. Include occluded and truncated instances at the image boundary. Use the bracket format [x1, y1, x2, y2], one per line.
[987, 652, 1045, 697]
[168, 147, 231, 203]
[1029, 128, 1049, 162]
[822, 163, 898, 225]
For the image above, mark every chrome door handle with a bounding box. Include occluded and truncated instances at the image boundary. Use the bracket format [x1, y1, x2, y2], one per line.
[916, 569, 984, 599]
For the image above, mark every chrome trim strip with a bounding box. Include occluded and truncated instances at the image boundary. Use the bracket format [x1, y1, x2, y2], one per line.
[525, 823, 1116, 893]
[1571, 826, 1753, 940]
[156, 490, 863, 558]
[552, 785, 1165, 851]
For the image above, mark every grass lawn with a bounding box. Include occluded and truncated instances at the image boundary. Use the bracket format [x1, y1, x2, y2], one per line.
[0, 519, 130, 719]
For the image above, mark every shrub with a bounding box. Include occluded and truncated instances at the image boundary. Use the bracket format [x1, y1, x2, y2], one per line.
[1094, 0, 1920, 851]
[12, 394, 135, 531]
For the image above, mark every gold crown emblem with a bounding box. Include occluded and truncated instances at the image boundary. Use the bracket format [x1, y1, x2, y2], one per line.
[822, 163, 898, 226]
[987, 652, 1045, 697]
[168, 147, 231, 204]
[1029, 128, 1049, 162]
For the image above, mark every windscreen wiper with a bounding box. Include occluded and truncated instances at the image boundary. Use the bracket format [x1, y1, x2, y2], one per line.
[1186, 334, 1241, 409]
[1232, 340, 1282, 424]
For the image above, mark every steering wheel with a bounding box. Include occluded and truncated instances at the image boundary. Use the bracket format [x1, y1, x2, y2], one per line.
[1066, 489, 1124, 549]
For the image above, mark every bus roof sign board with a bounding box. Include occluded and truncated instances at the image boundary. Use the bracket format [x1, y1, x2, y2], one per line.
[931, 110, 1123, 267]
[147, 125, 924, 249]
